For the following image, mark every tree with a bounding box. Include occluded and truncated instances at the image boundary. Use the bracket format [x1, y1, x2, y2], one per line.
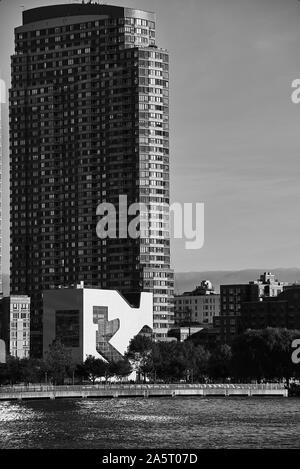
[82, 355, 108, 384]
[127, 334, 153, 357]
[44, 339, 72, 385]
[191, 345, 211, 382]
[126, 334, 153, 382]
[0, 363, 9, 385]
[0, 358, 44, 385]
[75, 363, 90, 383]
[149, 340, 212, 383]
[6, 356, 23, 385]
[150, 341, 189, 382]
[265, 328, 300, 386]
[151, 341, 178, 382]
[20, 358, 44, 384]
[231, 328, 300, 385]
[108, 359, 132, 381]
[208, 345, 232, 381]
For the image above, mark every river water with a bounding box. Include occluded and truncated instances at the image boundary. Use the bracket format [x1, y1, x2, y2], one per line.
[0, 397, 299, 449]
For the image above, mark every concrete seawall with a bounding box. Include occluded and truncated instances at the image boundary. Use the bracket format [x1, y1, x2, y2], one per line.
[0, 384, 288, 400]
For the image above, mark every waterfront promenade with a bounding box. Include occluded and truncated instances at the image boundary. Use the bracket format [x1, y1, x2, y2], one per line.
[0, 383, 288, 400]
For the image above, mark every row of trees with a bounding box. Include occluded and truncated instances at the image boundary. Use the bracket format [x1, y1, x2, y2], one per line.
[126, 335, 233, 383]
[126, 328, 300, 385]
[0, 340, 133, 385]
[230, 328, 300, 385]
[76, 355, 132, 384]
[0, 328, 299, 386]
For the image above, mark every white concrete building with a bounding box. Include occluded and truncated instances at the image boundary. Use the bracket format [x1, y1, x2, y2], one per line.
[43, 286, 153, 364]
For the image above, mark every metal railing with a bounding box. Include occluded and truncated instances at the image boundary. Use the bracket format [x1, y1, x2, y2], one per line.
[0, 383, 286, 394]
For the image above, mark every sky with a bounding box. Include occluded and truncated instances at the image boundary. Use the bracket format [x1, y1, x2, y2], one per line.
[1, 0, 300, 274]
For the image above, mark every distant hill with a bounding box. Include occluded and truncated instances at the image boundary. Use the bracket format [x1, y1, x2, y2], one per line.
[3, 269, 300, 297]
[174, 269, 300, 294]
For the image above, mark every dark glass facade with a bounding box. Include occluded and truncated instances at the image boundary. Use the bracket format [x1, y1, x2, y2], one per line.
[10, 4, 174, 357]
[56, 309, 80, 348]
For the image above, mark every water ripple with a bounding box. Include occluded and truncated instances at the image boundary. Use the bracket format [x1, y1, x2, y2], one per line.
[0, 397, 299, 449]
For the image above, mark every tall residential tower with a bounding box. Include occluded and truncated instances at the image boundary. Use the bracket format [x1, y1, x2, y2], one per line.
[0, 76, 5, 299]
[10, 4, 174, 356]
[0, 75, 5, 298]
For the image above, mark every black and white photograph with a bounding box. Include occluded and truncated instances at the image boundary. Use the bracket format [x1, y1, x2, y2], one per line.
[0, 0, 300, 458]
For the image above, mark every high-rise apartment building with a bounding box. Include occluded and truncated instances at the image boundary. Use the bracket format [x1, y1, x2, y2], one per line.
[0, 76, 4, 298]
[10, 4, 174, 356]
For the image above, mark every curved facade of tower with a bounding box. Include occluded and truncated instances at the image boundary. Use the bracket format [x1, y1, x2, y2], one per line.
[10, 4, 174, 356]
